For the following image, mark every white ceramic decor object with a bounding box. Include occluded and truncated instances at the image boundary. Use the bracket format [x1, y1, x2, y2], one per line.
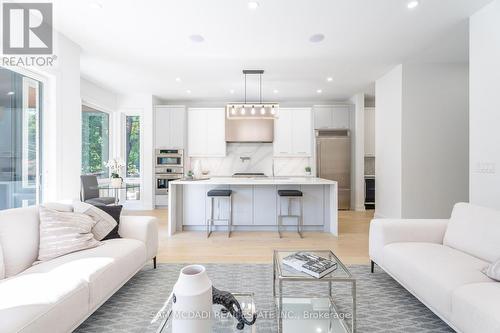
[172, 265, 213, 333]
[192, 160, 202, 179]
[110, 177, 123, 188]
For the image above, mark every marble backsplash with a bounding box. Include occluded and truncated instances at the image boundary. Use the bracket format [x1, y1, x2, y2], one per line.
[189, 143, 312, 177]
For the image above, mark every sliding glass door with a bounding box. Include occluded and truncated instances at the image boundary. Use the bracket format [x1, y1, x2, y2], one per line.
[0, 67, 42, 210]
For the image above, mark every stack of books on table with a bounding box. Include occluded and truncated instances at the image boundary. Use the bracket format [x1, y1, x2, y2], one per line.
[283, 252, 338, 278]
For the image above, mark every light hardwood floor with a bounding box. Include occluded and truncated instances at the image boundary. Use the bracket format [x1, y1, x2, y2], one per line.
[123, 209, 374, 265]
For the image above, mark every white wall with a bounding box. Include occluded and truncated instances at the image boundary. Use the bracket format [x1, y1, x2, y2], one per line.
[350, 93, 365, 211]
[81, 78, 117, 112]
[469, 0, 500, 210]
[402, 63, 469, 218]
[375, 65, 403, 218]
[375, 63, 469, 219]
[37, 33, 82, 202]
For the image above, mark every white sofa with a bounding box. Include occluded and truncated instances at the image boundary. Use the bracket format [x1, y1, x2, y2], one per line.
[369, 202, 500, 333]
[0, 206, 159, 333]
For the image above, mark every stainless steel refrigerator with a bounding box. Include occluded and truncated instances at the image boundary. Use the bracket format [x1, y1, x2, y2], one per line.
[316, 130, 351, 210]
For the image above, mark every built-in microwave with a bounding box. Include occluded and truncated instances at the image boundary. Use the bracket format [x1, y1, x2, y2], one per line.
[155, 149, 183, 168]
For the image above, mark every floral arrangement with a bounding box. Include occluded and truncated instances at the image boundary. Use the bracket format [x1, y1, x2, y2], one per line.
[104, 158, 125, 178]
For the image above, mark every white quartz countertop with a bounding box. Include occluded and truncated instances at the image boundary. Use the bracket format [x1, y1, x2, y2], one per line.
[171, 177, 337, 185]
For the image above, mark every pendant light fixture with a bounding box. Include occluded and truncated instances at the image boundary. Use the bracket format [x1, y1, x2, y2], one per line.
[226, 70, 279, 119]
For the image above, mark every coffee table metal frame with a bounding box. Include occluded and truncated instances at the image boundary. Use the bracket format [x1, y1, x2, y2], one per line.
[272, 249, 356, 333]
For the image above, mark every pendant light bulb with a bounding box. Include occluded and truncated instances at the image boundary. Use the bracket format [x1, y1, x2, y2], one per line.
[231, 105, 236, 115]
[271, 105, 276, 115]
[260, 106, 266, 115]
[251, 105, 255, 115]
[241, 106, 246, 115]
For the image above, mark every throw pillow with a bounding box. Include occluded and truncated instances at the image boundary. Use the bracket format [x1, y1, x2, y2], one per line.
[43, 202, 74, 212]
[37, 207, 101, 262]
[73, 201, 118, 241]
[98, 205, 123, 240]
[483, 260, 500, 282]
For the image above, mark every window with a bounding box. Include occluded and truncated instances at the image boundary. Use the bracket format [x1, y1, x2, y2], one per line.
[0, 68, 42, 210]
[81, 106, 109, 178]
[125, 115, 140, 178]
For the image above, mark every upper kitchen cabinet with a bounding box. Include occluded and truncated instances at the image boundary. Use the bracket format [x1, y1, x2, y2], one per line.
[154, 106, 186, 149]
[188, 108, 226, 157]
[274, 108, 312, 156]
[313, 105, 351, 129]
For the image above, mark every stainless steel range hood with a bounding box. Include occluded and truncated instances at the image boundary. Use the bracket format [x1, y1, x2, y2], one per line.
[225, 118, 274, 143]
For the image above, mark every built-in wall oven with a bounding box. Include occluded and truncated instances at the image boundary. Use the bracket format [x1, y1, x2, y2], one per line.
[155, 149, 184, 196]
[155, 173, 182, 195]
[155, 149, 183, 168]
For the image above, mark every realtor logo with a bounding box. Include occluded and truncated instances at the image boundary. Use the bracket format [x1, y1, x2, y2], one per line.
[2, 2, 53, 54]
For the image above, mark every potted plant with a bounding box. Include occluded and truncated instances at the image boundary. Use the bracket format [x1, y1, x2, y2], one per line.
[186, 170, 194, 180]
[105, 158, 125, 187]
[305, 166, 312, 176]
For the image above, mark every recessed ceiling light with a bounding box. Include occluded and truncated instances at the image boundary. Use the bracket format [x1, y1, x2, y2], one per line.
[189, 34, 205, 43]
[175, 77, 181, 82]
[309, 34, 325, 43]
[89, 2, 103, 9]
[326, 77, 333, 82]
[273, 89, 279, 94]
[407, 0, 419, 9]
[6, 91, 15, 96]
[229, 89, 235, 94]
[248, 1, 259, 10]
[186, 90, 191, 94]
[316, 89, 323, 94]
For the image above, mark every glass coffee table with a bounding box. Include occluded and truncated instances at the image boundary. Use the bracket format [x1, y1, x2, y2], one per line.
[273, 250, 356, 333]
[148, 292, 256, 333]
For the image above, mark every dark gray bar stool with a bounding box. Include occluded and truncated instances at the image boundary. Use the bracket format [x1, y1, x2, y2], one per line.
[207, 189, 233, 238]
[277, 189, 303, 238]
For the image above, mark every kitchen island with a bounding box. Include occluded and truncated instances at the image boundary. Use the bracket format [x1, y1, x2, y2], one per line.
[167, 177, 338, 236]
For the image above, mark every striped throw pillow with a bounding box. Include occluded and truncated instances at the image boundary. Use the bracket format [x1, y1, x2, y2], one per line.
[37, 207, 102, 262]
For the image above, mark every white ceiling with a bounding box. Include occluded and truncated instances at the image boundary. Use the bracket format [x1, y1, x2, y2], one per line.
[53, 0, 491, 102]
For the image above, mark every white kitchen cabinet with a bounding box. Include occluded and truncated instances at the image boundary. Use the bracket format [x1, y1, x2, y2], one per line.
[313, 107, 332, 129]
[205, 109, 226, 156]
[274, 108, 312, 156]
[253, 186, 277, 225]
[231, 186, 253, 225]
[313, 105, 351, 129]
[170, 107, 186, 148]
[183, 185, 206, 225]
[301, 185, 324, 225]
[364, 107, 375, 156]
[188, 108, 226, 157]
[154, 106, 185, 149]
[291, 108, 312, 155]
[273, 108, 293, 155]
[331, 105, 351, 129]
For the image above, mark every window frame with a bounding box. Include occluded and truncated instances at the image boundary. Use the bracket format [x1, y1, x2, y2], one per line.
[81, 100, 114, 182]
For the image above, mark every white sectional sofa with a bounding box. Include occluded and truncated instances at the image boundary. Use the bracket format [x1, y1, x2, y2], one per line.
[0, 206, 159, 333]
[370, 202, 500, 333]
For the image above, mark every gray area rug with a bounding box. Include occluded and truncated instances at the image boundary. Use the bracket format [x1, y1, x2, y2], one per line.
[76, 264, 454, 333]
